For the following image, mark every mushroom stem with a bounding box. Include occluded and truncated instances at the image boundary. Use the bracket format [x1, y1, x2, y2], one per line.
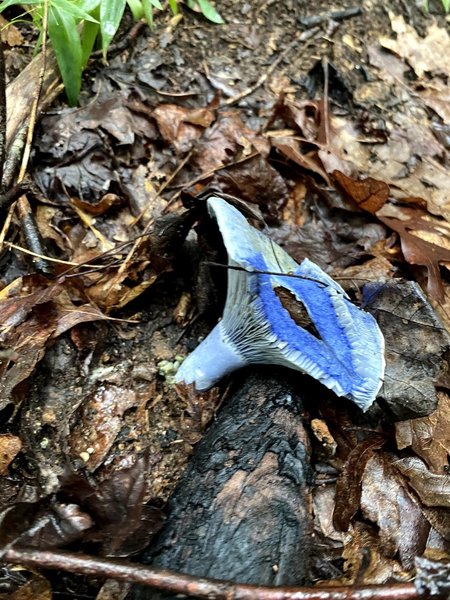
[177, 323, 246, 391]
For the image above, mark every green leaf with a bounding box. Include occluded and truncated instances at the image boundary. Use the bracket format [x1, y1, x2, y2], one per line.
[141, 0, 162, 26]
[53, 0, 99, 22]
[48, 5, 82, 105]
[0, 0, 40, 11]
[100, 0, 127, 59]
[127, 0, 143, 20]
[81, 19, 100, 67]
[442, 0, 450, 11]
[76, 0, 101, 11]
[196, 0, 223, 23]
[141, 0, 152, 25]
[168, 0, 178, 14]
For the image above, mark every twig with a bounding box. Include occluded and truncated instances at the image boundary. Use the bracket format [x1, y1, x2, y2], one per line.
[0, 37, 6, 191]
[16, 0, 48, 184]
[1, 0, 51, 274]
[5, 241, 108, 269]
[90, 20, 146, 60]
[3, 547, 420, 600]
[0, 180, 33, 212]
[1, 122, 27, 191]
[223, 28, 319, 107]
[205, 261, 327, 287]
[298, 7, 362, 27]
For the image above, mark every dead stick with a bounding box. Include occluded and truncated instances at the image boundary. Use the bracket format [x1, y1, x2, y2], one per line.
[2, 0, 51, 274]
[0, 38, 6, 190]
[3, 547, 420, 600]
[298, 7, 361, 27]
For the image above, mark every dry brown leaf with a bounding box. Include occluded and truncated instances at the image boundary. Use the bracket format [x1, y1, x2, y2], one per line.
[339, 523, 410, 585]
[272, 98, 322, 142]
[0, 281, 112, 411]
[213, 154, 289, 219]
[71, 193, 122, 217]
[333, 257, 395, 291]
[53, 303, 112, 337]
[418, 79, 450, 125]
[380, 14, 450, 78]
[313, 486, 348, 543]
[0, 434, 22, 474]
[152, 103, 216, 153]
[310, 419, 337, 457]
[368, 43, 408, 83]
[361, 454, 430, 569]
[377, 205, 450, 300]
[395, 392, 450, 473]
[0, 569, 52, 600]
[395, 457, 450, 509]
[0, 15, 24, 46]
[0, 290, 62, 411]
[334, 170, 389, 214]
[191, 112, 270, 174]
[177, 383, 221, 444]
[272, 137, 330, 184]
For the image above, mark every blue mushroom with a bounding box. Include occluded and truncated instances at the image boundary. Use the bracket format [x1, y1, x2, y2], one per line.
[175, 197, 385, 411]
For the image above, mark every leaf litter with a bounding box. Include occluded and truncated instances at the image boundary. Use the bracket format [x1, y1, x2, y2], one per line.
[1, 1, 450, 597]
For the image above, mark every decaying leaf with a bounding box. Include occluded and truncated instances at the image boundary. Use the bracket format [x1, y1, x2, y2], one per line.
[360, 454, 429, 569]
[0, 281, 112, 412]
[212, 154, 289, 220]
[333, 436, 385, 532]
[153, 100, 217, 153]
[177, 384, 221, 444]
[363, 279, 450, 418]
[376, 206, 450, 301]
[313, 485, 347, 543]
[380, 14, 450, 79]
[190, 112, 270, 174]
[395, 457, 450, 509]
[34, 93, 157, 204]
[334, 170, 389, 214]
[62, 456, 165, 556]
[339, 523, 410, 585]
[0, 15, 24, 47]
[0, 294, 61, 412]
[395, 392, 450, 473]
[0, 568, 52, 600]
[0, 435, 22, 475]
[0, 499, 93, 551]
[272, 137, 330, 184]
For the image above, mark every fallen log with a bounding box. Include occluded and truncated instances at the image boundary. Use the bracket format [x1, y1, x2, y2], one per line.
[129, 371, 313, 599]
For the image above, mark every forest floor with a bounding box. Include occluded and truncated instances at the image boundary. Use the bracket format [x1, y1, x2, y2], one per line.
[1, 0, 450, 598]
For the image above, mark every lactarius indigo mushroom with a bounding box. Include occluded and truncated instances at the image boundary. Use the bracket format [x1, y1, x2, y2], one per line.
[175, 197, 385, 411]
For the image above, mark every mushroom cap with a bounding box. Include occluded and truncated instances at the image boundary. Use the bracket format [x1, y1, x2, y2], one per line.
[176, 197, 385, 411]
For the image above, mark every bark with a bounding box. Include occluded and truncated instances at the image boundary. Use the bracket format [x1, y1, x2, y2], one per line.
[129, 371, 313, 600]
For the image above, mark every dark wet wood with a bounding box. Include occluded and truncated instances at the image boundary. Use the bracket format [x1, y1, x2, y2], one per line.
[130, 372, 312, 599]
